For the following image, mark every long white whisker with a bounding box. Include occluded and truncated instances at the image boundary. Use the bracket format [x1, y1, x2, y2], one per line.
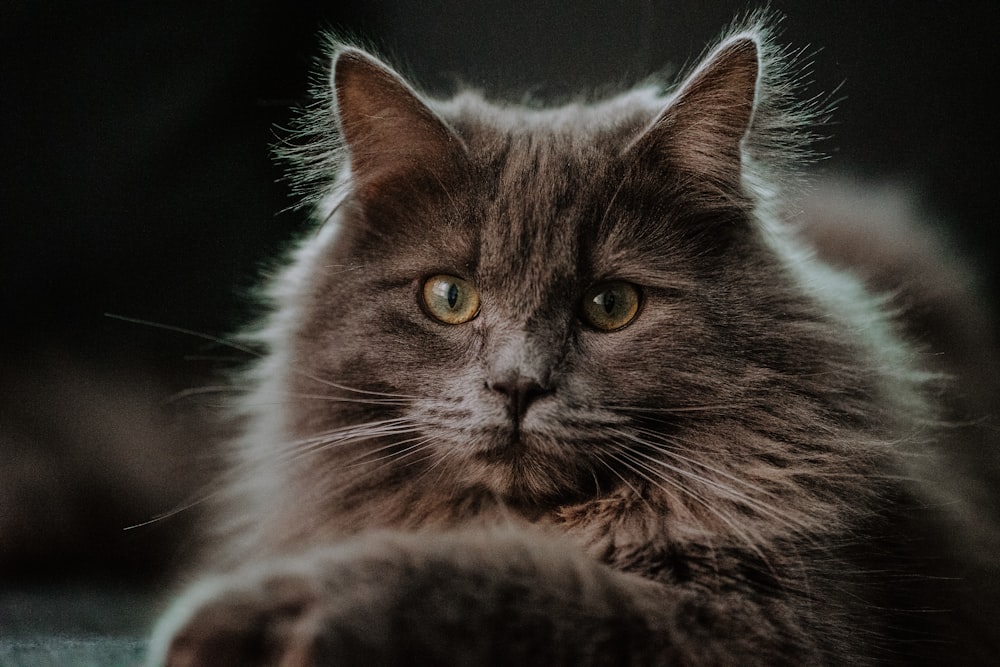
[396, 443, 440, 469]
[419, 442, 465, 489]
[350, 437, 440, 482]
[635, 445, 805, 532]
[343, 436, 431, 467]
[122, 488, 223, 531]
[282, 392, 413, 405]
[610, 428, 809, 534]
[165, 385, 241, 402]
[104, 313, 419, 400]
[611, 448, 701, 511]
[237, 394, 414, 409]
[614, 448, 773, 564]
[289, 424, 420, 462]
[627, 426, 779, 498]
[247, 418, 414, 462]
[603, 402, 751, 415]
[612, 448, 735, 536]
[124, 421, 422, 530]
[599, 452, 658, 514]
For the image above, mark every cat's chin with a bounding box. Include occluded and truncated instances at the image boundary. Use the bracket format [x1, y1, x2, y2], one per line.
[464, 424, 548, 470]
[469, 426, 528, 460]
[449, 430, 598, 505]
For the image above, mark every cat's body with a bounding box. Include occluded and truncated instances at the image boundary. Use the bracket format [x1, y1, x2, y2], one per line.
[149, 16, 1000, 666]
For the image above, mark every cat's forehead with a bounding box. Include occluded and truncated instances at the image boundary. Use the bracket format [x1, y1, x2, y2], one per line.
[475, 130, 586, 293]
[429, 100, 662, 310]
[460, 119, 623, 290]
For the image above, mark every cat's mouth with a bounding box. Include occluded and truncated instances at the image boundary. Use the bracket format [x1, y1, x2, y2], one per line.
[471, 425, 530, 462]
[456, 425, 601, 503]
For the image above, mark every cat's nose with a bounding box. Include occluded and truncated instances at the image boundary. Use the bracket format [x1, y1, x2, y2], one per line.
[488, 372, 552, 420]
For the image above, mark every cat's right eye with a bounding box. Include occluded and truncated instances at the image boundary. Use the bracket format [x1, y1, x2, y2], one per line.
[581, 281, 642, 331]
[420, 274, 481, 325]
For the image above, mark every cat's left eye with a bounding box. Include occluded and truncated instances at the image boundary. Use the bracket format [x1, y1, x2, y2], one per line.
[581, 281, 642, 331]
[420, 274, 481, 325]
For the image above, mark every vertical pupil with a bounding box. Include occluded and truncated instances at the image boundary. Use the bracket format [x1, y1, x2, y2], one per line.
[447, 283, 459, 309]
[602, 291, 616, 315]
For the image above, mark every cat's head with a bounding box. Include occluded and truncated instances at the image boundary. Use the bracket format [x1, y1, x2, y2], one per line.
[263, 24, 887, 530]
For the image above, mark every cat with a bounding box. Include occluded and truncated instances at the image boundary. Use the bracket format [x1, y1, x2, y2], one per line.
[146, 13, 1000, 666]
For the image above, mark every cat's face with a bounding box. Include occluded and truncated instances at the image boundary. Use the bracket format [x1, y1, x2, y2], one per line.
[291, 131, 710, 503]
[276, 40, 858, 517]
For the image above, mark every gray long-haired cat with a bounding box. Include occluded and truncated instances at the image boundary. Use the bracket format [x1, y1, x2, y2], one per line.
[147, 14, 1000, 666]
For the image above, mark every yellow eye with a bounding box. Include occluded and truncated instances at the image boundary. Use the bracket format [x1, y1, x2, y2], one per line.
[581, 281, 641, 331]
[421, 274, 480, 325]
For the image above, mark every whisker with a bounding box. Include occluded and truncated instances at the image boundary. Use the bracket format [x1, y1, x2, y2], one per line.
[287, 422, 420, 462]
[603, 402, 752, 415]
[347, 437, 440, 484]
[599, 452, 658, 514]
[614, 448, 773, 564]
[104, 313, 420, 401]
[122, 488, 223, 531]
[419, 441, 466, 489]
[610, 448, 696, 510]
[342, 435, 430, 467]
[636, 445, 805, 532]
[175, 392, 415, 411]
[125, 422, 427, 531]
[165, 385, 242, 403]
[397, 446, 440, 469]
[237, 394, 414, 409]
[610, 428, 810, 533]
[627, 426, 778, 498]
[611, 448, 735, 536]
[230, 417, 414, 463]
[279, 392, 414, 406]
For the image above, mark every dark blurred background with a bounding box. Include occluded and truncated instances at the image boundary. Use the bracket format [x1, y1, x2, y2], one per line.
[1, 0, 997, 599]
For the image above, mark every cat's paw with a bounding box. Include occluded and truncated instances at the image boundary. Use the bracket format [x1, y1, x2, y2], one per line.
[147, 564, 332, 667]
[147, 538, 461, 667]
[146, 530, 666, 667]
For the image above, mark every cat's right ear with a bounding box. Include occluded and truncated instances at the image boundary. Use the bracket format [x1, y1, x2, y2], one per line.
[332, 47, 467, 202]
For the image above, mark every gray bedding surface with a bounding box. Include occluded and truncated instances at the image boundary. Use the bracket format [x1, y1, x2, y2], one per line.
[0, 638, 147, 667]
[0, 587, 157, 667]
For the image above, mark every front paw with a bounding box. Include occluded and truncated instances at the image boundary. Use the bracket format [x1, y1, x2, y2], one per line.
[148, 540, 463, 667]
[147, 530, 667, 667]
[147, 562, 332, 667]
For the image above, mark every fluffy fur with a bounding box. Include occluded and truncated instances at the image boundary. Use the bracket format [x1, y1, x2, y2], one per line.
[148, 14, 999, 666]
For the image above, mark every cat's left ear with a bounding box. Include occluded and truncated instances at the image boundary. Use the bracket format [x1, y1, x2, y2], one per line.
[627, 33, 760, 194]
[332, 47, 467, 201]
